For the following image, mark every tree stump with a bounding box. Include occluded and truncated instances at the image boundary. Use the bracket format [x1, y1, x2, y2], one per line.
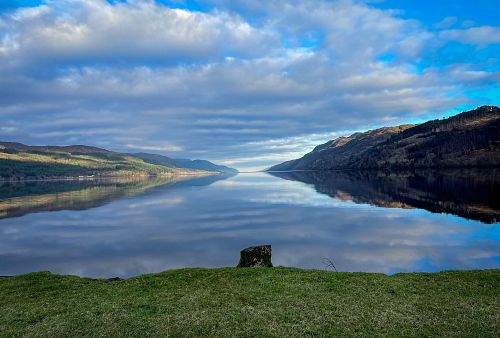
[237, 245, 273, 267]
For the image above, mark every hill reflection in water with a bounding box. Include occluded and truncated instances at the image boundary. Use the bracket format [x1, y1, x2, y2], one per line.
[0, 174, 230, 220]
[0, 171, 498, 278]
[269, 169, 500, 224]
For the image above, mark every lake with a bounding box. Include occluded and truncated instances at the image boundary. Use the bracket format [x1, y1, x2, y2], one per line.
[0, 170, 499, 278]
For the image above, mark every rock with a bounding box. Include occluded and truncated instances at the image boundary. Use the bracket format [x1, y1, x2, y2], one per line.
[237, 245, 273, 267]
[107, 277, 123, 281]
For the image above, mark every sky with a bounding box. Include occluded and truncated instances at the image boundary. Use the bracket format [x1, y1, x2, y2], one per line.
[0, 0, 498, 171]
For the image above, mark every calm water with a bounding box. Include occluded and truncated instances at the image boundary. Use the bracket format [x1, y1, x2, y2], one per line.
[0, 170, 499, 278]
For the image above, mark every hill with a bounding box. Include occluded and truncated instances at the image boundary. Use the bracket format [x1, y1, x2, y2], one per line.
[0, 142, 215, 180]
[268, 106, 500, 171]
[133, 153, 238, 174]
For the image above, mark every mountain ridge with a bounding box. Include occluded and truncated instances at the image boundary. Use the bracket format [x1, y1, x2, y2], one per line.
[0, 142, 226, 180]
[133, 153, 238, 174]
[268, 106, 500, 171]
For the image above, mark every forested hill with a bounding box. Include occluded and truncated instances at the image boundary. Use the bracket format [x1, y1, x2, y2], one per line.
[0, 142, 215, 180]
[133, 153, 238, 174]
[269, 106, 500, 171]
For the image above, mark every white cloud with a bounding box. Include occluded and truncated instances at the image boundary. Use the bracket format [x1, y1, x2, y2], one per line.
[0, 0, 277, 67]
[0, 0, 497, 169]
[440, 26, 500, 45]
[433, 16, 458, 30]
[125, 143, 185, 152]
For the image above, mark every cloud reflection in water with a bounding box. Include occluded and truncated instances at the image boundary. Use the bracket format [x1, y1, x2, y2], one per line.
[0, 172, 498, 278]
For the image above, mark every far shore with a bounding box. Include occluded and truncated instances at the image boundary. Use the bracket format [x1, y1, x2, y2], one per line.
[0, 171, 219, 183]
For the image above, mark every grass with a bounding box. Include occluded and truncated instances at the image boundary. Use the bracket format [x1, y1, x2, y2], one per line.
[0, 268, 498, 337]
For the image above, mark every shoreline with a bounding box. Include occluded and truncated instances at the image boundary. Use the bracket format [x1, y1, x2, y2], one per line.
[265, 165, 500, 173]
[0, 171, 219, 183]
[1, 266, 498, 280]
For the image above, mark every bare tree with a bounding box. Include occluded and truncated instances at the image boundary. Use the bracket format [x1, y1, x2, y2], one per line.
[322, 258, 338, 272]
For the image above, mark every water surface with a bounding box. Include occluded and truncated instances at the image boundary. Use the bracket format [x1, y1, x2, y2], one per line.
[0, 170, 498, 278]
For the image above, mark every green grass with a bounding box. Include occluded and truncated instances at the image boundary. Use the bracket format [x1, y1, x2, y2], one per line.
[0, 268, 498, 337]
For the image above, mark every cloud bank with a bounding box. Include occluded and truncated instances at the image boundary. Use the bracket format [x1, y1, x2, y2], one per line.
[0, 0, 498, 170]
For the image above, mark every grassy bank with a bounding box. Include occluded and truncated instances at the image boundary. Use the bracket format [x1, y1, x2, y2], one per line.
[0, 268, 498, 337]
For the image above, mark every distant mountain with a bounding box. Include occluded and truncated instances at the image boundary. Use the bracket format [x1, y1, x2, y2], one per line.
[131, 152, 180, 168]
[269, 106, 500, 171]
[0, 142, 215, 180]
[133, 153, 238, 174]
[173, 158, 238, 174]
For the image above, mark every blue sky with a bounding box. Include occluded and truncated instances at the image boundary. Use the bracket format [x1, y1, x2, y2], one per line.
[0, 0, 498, 170]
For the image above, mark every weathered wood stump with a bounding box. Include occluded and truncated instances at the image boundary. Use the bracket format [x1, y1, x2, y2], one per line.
[237, 245, 273, 267]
